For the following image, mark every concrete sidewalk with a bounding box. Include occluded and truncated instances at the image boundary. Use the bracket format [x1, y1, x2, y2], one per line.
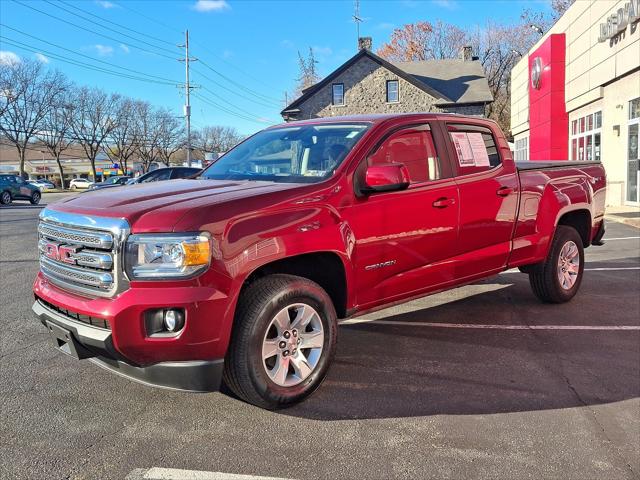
[606, 205, 640, 228]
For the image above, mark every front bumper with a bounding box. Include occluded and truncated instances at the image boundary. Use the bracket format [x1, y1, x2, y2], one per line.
[33, 299, 224, 392]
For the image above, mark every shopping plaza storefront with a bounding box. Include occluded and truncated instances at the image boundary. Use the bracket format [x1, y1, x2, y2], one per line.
[511, 0, 640, 206]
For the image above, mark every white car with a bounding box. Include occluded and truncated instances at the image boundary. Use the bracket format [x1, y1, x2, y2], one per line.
[28, 179, 55, 191]
[69, 178, 94, 190]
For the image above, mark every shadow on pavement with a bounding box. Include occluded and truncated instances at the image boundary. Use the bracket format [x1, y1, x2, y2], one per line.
[283, 261, 639, 421]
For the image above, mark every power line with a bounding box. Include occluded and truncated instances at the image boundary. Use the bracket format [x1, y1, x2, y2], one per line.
[191, 66, 280, 109]
[0, 36, 177, 86]
[11, 0, 176, 60]
[192, 92, 272, 125]
[0, 25, 180, 85]
[56, 0, 176, 48]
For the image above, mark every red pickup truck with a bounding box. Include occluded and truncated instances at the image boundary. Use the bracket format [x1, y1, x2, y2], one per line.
[33, 113, 606, 409]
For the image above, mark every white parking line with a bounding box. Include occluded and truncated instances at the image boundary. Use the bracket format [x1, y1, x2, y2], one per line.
[501, 267, 640, 274]
[604, 236, 640, 241]
[128, 468, 295, 480]
[340, 319, 640, 330]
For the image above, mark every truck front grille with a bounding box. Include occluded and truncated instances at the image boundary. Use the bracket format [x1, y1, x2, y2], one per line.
[37, 209, 130, 298]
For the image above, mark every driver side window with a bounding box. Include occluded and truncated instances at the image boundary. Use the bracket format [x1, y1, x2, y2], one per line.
[368, 126, 442, 183]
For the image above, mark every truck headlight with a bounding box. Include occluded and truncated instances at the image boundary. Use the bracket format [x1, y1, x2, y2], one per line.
[124, 233, 211, 280]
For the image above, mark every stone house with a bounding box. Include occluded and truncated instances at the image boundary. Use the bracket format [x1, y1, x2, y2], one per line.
[281, 39, 493, 121]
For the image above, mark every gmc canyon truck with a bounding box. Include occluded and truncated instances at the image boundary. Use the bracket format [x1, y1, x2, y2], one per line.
[33, 113, 606, 409]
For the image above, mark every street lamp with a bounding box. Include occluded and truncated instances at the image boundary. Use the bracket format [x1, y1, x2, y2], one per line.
[530, 24, 544, 35]
[511, 49, 523, 57]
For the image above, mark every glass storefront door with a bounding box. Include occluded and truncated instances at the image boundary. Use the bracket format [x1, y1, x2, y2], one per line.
[628, 98, 640, 205]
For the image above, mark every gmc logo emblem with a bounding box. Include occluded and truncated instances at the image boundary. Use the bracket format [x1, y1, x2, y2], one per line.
[43, 242, 79, 264]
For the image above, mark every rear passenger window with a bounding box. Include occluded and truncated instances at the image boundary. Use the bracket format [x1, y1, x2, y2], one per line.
[447, 124, 501, 175]
[368, 126, 442, 183]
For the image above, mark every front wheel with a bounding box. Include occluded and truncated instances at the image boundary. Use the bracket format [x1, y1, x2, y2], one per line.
[529, 225, 584, 303]
[71, 184, 77, 190]
[223, 274, 337, 409]
[30, 191, 41, 205]
[0, 191, 11, 205]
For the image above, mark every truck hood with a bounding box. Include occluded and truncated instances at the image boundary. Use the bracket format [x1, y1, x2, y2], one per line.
[50, 179, 307, 232]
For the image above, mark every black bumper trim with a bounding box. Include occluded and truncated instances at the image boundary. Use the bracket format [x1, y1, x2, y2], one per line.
[34, 300, 224, 393]
[89, 356, 224, 393]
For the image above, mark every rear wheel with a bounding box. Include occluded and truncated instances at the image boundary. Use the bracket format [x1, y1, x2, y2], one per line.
[223, 274, 337, 409]
[71, 184, 77, 190]
[529, 225, 584, 303]
[30, 191, 41, 205]
[0, 191, 11, 205]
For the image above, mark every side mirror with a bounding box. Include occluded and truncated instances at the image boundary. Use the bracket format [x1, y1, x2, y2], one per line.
[363, 164, 410, 193]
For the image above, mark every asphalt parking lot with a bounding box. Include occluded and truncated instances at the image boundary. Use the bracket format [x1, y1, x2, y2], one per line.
[1, 193, 639, 480]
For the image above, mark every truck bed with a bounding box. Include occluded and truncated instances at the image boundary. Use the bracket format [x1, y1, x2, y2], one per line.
[516, 160, 601, 170]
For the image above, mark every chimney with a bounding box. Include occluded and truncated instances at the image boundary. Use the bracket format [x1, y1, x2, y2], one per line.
[358, 37, 372, 51]
[460, 45, 473, 61]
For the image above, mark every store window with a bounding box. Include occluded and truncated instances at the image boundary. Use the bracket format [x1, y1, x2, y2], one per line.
[627, 98, 640, 204]
[514, 137, 529, 161]
[570, 111, 602, 161]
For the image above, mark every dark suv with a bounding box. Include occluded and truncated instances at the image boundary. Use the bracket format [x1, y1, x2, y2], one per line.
[0, 175, 41, 205]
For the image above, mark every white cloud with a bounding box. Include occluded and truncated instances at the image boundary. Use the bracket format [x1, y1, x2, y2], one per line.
[280, 39, 294, 49]
[376, 22, 396, 30]
[222, 49, 233, 59]
[119, 44, 130, 54]
[96, 1, 116, 8]
[192, 0, 230, 12]
[92, 44, 114, 56]
[34, 53, 50, 64]
[0, 51, 20, 66]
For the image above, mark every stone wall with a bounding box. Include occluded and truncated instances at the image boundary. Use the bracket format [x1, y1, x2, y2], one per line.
[441, 104, 486, 116]
[295, 57, 443, 119]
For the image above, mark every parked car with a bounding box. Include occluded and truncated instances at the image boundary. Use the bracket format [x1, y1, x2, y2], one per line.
[69, 178, 94, 190]
[28, 179, 55, 191]
[126, 167, 201, 185]
[0, 174, 41, 205]
[33, 113, 606, 410]
[87, 176, 131, 192]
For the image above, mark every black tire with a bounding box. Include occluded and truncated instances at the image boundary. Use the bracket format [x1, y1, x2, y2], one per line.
[223, 274, 338, 409]
[30, 191, 41, 205]
[0, 190, 11, 205]
[529, 225, 585, 303]
[71, 184, 77, 190]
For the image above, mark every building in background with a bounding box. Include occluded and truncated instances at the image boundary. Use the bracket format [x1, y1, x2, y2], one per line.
[282, 39, 493, 121]
[511, 0, 640, 206]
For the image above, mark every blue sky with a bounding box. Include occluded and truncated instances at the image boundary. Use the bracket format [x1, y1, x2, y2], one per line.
[0, 0, 552, 134]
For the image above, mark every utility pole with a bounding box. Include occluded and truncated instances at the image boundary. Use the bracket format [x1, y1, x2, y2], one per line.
[178, 30, 197, 167]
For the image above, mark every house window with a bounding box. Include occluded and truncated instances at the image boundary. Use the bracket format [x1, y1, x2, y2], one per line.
[514, 136, 529, 161]
[570, 110, 602, 162]
[386, 80, 399, 103]
[332, 83, 344, 106]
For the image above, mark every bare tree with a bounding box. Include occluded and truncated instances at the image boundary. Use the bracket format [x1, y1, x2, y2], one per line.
[155, 110, 184, 166]
[38, 89, 74, 189]
[104, 97, 138, 176]
[293, 47, 321, 99]
[133, 101, 162, 173]
[195, 125, 243, 156]
[0, 59, 67, 177]
[69, 87, 120, 180]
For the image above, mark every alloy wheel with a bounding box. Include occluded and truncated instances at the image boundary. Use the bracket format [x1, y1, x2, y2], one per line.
[261, 303, 324, 387]
[557, 240, 580, 290]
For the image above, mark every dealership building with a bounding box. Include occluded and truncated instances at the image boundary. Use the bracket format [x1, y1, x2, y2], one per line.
[511, 0, 640, 206]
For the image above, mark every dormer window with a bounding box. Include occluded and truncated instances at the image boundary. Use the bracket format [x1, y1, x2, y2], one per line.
[332, 83, 344, 106]
[386, 80, 399, 103]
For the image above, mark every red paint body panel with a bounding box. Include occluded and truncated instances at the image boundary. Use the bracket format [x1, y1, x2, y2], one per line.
[528, 34, 569, 161]
[34, 113, 606, 368]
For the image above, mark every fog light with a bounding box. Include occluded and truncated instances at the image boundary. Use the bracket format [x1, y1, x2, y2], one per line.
[163, 309, 184, 332]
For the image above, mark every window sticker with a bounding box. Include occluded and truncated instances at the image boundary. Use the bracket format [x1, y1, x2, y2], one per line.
[450, 132, 474, 166]
[467, 133, 490, 167]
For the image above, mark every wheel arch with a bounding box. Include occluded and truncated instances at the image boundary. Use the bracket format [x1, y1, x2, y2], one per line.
[240, 251, 349, 319]
[557, 208, 592, 248]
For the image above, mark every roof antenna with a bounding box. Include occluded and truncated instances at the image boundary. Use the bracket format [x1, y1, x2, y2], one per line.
[353, 0, 363, 51]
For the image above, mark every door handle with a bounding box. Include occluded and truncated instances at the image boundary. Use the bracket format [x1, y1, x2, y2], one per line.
[432, 197, 456, 208]
[496, 186, 515, 197]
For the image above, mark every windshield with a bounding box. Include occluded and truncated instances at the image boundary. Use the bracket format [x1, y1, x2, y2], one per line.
[201, 123, 370, 183]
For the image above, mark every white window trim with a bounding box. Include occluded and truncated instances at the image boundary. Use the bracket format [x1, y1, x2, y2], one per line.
[332, 83, 345, 107]
[386, 79, 400, 104]
[627, 97, 640, 205]
[570, 109, 602, 162]
[514, 136, 529, 161]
